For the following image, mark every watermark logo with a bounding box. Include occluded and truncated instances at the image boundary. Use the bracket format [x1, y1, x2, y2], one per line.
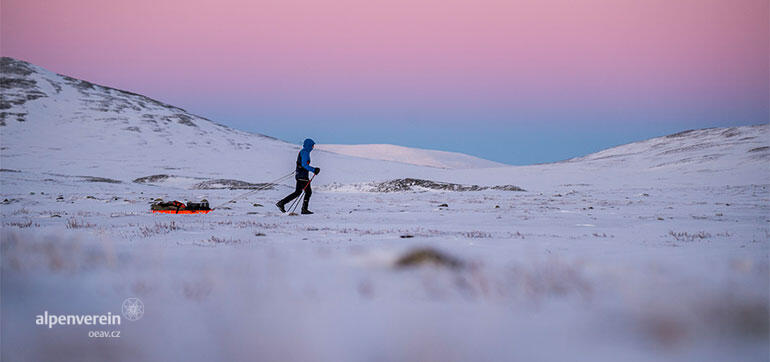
[35, 297, 144, 338]
[121, 297, 144, 321]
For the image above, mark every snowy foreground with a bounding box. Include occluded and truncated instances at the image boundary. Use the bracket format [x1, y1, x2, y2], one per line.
[1, 57, 769, 361]
[2, 172, 768, 362]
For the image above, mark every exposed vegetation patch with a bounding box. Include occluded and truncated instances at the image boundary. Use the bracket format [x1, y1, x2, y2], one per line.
[375, 178, 485, 192]
[1, 78, 37, 90]
[45, 78, 62, 93]
[65, 218, 96, 229]
[665, 129, 696, 138]
[491, 185, 526, 191]
[3, 219, 40, 228]
[138, 221, 181, 237]
[79, 176, 122, 184]
[0, 59, 47, 110]
[721, 128, 740, 138]
[395, 247, 465, 270]
[195, 236, 243, 246]
[161, 113, 197, 127]
[1, 57, 35, 76]
[211, 220, 279, 229]
[133, 174, 170, 183]
[460, 231, 492, 238]
[669, 231, 711, 242]
[193, 179, 273, 190]
[371, 178, 525, 193]
[0, 112, 27, 123]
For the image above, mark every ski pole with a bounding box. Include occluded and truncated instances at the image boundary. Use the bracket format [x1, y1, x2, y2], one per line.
[287, 174, 315, 214]
[212, 171, 294, 210]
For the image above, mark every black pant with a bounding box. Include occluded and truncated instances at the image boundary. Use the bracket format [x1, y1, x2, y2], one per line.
[279, 179, 312, 206]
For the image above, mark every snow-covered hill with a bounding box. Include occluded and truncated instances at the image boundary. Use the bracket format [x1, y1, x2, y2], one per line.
[316, 144, 505, 169]
[565, 125, 769, 169]
[0, 57, 504, 185]
[0, 57, 297, 180]
[1, 56, 767, 191]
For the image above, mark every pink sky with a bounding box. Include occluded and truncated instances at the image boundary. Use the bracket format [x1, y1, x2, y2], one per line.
[2, 0, 768, 163]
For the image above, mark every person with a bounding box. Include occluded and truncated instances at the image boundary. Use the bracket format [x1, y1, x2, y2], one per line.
[276, 138, 320, 214]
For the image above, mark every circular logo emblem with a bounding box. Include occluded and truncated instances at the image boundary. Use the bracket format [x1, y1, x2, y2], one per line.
[121, 297, 144, 321]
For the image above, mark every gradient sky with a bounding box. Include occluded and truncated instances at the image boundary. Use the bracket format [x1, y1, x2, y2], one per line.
[2, 0, 768, 165]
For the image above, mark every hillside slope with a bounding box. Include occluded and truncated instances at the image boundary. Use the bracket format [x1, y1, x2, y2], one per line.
[317, 144, 505, 169]
[0, 57, 505, 183]
[1, 57, 767, 190]
[436, 123, 768, 188]
[0, 58, 453, 185]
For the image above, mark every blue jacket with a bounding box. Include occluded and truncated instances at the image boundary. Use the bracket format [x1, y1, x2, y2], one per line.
[295, 138, 316, 180]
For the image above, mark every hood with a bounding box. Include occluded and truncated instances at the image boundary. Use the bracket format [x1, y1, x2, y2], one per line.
[303, 138, 315, 151]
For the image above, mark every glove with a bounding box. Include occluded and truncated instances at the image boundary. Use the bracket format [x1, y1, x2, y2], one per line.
[314, 167, 320, 174]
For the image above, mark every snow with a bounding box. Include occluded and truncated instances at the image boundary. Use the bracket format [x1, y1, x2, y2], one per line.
[1, 57, 769, 362]
[316, 143, 506, 169]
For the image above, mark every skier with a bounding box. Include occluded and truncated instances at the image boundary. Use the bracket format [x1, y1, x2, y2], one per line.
[276, 138, 320, 214]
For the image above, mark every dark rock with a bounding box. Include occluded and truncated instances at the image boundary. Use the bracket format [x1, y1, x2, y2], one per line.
[0, 57, 35, 76]
[193, 179, 273, 190]
[370, 178, 525, 192]
[133, 174, 170, 183]
[490, 185, 526, 191]
[80, 176, 121, 183]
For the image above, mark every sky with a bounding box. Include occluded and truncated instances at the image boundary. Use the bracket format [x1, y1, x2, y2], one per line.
[2, 0, 768, 165]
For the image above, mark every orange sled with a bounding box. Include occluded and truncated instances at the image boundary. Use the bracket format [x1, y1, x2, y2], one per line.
[152, 209, 213, 214]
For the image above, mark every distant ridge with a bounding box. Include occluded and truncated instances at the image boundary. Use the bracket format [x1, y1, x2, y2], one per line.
[316, 144, 505, 169]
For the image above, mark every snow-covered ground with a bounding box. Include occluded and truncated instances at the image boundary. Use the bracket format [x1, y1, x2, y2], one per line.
[1, 57, 769, 361]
